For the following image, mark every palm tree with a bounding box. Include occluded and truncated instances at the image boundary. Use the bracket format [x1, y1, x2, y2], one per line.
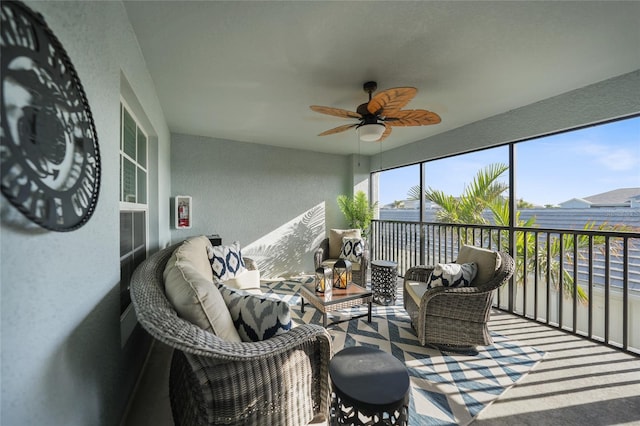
[518, 199, 535, 209]
[407, 162, 631, 305]
[408, 163, 509, 224]
[489, 197, 589, 303]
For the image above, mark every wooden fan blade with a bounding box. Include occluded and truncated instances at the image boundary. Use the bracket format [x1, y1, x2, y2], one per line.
[384, 109, 441, 126]
[310, 105, 362, 119]
[318, 123, 358, 136]
[367, 87, 417, 115]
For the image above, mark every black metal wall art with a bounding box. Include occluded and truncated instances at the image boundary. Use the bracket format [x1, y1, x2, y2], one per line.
[1, 0, 101, 231]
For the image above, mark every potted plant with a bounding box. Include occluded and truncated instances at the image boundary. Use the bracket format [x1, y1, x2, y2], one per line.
[336, 190, 377, 240]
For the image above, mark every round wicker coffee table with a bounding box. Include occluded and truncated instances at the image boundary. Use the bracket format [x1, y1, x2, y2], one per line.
[329, 346, 410, 425]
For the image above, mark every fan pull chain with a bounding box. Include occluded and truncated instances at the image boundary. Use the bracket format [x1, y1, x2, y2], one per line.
[357, 132, 361, 167]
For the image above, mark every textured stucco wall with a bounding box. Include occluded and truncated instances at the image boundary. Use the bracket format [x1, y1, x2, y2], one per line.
[373, 70, 640, 171]
[170, 133, 351, 276]
[0, 2, 171, 425]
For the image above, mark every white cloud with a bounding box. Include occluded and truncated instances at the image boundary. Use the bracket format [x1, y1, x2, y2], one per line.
[581, 143, 638, 172]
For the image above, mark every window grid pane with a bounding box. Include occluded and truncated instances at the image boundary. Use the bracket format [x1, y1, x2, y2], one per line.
[133, 211, 145, 249]
[120, 211, 133, 256]
[123, 108, 136, 159]
[137, 128, 147, 168]
[137, 168, 147, 204]
[122, 158, 136, 203]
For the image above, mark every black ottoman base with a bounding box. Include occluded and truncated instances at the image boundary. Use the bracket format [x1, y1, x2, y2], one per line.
[332, 392, 409, 425]
[329, 346, 410, 426]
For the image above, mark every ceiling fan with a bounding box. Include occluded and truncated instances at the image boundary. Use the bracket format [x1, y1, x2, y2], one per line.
[310, 81, 441, 142]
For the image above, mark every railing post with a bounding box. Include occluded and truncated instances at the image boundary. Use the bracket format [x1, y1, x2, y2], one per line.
[508, 144, 517, 312]
[419, 163, 425, 265]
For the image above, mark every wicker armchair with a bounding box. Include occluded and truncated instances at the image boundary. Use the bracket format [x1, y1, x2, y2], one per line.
[130, 243, 332, 426]
[314, 229, 369, 288]
[403, 246, 515, 349]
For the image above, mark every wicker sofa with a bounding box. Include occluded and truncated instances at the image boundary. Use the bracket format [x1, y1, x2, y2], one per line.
[130, 236, 332, 426]
[403, 245, 515, 349]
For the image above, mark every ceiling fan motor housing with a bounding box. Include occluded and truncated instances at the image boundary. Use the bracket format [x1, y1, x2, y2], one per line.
[356, 103, 374, 117]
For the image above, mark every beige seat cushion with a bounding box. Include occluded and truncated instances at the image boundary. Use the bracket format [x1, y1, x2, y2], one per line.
[405, 280, 429, 305]
[456, 245, 500, 285]
[329, 229, 361, 259]
[163, 243, 241, 342]
[225, 269, 261, 292]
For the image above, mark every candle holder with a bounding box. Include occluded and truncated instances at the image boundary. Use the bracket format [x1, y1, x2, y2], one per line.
[333, 259, 352, 289]
[315, 266, 333, 293]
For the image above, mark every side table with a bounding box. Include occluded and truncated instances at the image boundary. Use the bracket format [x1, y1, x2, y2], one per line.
[371, 260, 398, 305]
[329, 346, 410, 425]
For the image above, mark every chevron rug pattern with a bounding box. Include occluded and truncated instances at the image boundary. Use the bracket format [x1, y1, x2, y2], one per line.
[263, 280, 546, 426]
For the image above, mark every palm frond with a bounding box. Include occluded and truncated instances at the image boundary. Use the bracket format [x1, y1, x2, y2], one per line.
[337, 191, 377, 239]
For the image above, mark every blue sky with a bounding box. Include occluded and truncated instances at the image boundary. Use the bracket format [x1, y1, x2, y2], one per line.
[378, 116, 640, 206]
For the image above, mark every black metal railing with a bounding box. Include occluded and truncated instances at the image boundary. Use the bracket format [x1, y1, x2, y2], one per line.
[371, 219, 640, 356]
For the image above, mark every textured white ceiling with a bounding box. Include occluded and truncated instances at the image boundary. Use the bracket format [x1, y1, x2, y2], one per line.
[123, 1, 640, 156]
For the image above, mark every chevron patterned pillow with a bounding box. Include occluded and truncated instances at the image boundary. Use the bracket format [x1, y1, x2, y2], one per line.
[426, 262, 478, 289]
[216, 284, 292, 342]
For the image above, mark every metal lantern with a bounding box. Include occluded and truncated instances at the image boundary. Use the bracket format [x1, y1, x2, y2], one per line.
[315, 266, 333, 293]
[333, 259, 352, 289]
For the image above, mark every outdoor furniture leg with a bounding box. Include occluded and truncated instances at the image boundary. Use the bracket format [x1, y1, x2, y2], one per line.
[301, 298, 305, 313]
[368, 302, 372, 322]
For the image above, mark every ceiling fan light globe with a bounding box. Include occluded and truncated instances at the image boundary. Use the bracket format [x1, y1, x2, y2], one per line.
[358, 123, 385, 141]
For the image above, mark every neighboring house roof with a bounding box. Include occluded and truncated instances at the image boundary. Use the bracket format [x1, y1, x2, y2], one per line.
[584, 187, 640, 205]
[558, 198, 592, 208]
[559, 188, 640, 208]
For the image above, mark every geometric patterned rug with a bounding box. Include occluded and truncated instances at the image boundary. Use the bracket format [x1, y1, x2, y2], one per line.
[263, 280, 546, 426]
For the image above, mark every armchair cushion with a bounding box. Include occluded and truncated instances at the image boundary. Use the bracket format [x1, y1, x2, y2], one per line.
[329, 229, 361, 259]
[457, 245, 500, 285]
[405, 279, 429, 306]
[164, 254, 241, 342]
[217, 284, 292, 342]
[224, 269, 261, 293]
[339, 237, 365, 263]
[208, 241, 247, 281]
[426, 262, 477, 289]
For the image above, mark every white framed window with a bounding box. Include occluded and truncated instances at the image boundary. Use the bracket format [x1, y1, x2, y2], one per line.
[120, 101, 148, 206]
[119, 101, 149, 335]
